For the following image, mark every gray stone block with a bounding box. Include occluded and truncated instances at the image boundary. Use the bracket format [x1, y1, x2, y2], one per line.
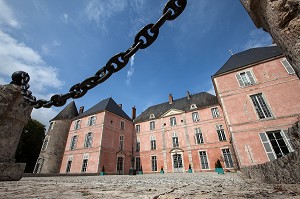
[0, 163, 26, 181]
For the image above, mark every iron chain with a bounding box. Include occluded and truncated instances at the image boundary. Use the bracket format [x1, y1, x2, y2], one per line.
[10, 0, 187, 109]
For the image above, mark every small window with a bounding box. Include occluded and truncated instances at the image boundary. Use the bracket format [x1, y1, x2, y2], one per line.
[74, 120, 81, 130]
[135, 157, 141, 171]
[70, 135, 78, 150]
[84, 132, 93, 148]
[81, 158, 88, 173]
[49, 121, 55, 130]
[41, 136, 50, 151]
[199, 151, 209, 169]
[236, 71, 256, 87]
[119, 135, 124, 150]
[222, 148, 234, 168]
[66, 156, 73, 173]
[190, 104, 197, 110]
[250, 93, 272, 119]
[170, 117, 177, 127]
[192, 112, 199, 122]
[281, 59, 295, 74]
[216, 125, 226, 141]
[195, 128, 204, 144]
[120, 121, 125, 130]
[172, 132, 179, 148]
[150, 114, 155, 119]
[211, 107, 220, 118]
[150, 136, 156, 150]
[136, 139, 140, 152]
[136, 125, 140, 133]
[150, 121, 155, 130]
[87, 115, 96, 126]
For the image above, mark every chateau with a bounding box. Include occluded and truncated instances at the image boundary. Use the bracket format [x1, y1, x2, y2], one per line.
[34, 46, 300, 174]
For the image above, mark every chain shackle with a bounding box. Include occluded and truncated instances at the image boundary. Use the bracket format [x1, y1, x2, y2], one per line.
[10, 0, 187, 109]
[163, 0, 187, 21]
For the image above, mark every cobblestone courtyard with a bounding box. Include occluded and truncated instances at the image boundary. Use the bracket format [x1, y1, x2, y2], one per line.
[0, 172, 299, 199]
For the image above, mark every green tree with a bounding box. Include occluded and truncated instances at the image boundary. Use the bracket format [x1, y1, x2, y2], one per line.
[15, 119, 46, 173]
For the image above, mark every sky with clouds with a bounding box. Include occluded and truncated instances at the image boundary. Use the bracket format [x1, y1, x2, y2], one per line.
[0, 0, 272, 128]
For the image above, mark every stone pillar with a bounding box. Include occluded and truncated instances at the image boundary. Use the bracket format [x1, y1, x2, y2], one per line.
[240, 0, 300, 78]
[0, 84, 33, 181]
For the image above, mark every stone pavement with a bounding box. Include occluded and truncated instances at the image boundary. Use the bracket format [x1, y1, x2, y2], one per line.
[0, 172, 299, 199]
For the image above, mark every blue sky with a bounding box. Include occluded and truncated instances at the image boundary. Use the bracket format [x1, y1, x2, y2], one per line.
[0, 0, 272, 128]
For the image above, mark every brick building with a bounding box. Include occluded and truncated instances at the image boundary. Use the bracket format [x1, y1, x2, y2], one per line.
[36, 45, 300, 174]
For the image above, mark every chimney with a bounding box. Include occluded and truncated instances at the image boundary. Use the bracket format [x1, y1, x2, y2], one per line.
[132, 106, 136, 120]
[118, 104, 122, 109]
[79, 106, 84, 114]
[168, 94, 173, 105]
[186, 91, 191, 99]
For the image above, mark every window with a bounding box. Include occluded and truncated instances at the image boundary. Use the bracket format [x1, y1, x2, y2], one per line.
[74, 120, 81, 130]
[120, 121, 125, 130]
[199, 151, 209, 169]
[150, 121, 155, 130]
[66, 156, 73, 173]
[236, 71, 256, 87]
[136, 139, 140, 152]
[117, 157, 124, 174]
[150, 114, 155, 119]
[81, 157, 88, 173]
[70, 135, 78, 150]
[84, 132, 93, 148]
[49, 121, 55, 130]
[41, 136, 50, 151]
[211, 107, 220, 118]
[170, 117, 177, 127]
[33, 158, 44, 174]
[87, 115, 96, 126]
[192, 112, 199, 122]
[190, 104, 197, 110]
[173, 154, 183, 169]
[119, 135, 124, 150]
[222, 148, 234, 168]
[135, 157, 141, 171]
[216, 125, 226, 141]
[281, 59, 295, 74]
[151, 156, 157, 171]
[195, 128, 204, 144]
[150, 136, 156, 150]
[250, 94, 272, 119]
[136, 125, 140, 133]
[172, 132, 179, 148]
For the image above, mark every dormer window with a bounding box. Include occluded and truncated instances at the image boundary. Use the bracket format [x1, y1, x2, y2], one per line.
[149, 114, 155, 119]
[236, 70, 256, 87]
[190, 104, 197, 110]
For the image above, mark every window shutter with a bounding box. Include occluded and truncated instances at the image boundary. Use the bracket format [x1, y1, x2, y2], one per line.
[236, 74, 244, 86]
[259, 133, 276, 161]
[246, 71, 256, 84]
[281, 59, 295, 74]
[282, 130, 294, 152]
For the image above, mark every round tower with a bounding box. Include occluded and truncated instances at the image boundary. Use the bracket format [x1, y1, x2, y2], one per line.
[33, 101, 78, 174]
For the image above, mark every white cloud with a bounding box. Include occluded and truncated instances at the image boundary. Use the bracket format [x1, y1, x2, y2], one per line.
[244, 29, 273, 49]
[84, 0, 127, 30]
[63, 13, 69, 24]
[126, 54, 135, 85]
[41, 40, 61, 56]
[0, 0, 19, 28]
[31, 107, 59, 129]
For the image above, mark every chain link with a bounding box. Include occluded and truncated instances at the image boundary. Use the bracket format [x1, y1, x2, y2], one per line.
[10, 0, 187, 109]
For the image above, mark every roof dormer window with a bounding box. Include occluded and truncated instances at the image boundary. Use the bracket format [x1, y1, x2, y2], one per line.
[150, 114, 155, 119]
[190, 104, 197, 110]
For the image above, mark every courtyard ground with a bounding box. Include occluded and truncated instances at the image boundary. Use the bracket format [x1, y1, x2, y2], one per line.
[0, 172, 299, 199]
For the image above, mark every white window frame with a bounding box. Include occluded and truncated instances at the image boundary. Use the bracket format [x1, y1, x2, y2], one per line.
[192, 112, 199, 122]
[119, 135, 124, 150]
[172, 132, 179, 148]
[250, 93, 273, 119]
[199, 150, 209, 170]
[195, 128, 204, 144]
[136, 125, 140, 133]
[170, 117, 177, 127]
[87, 115, 96, 126]
[190, 104, 197, 110]
[150, 114, 155, 119]
[66, 156, 73, 173]
[236, 70, 256, 87]
[221, 148, 234, 168]
[281, 58, 295, 74]
[216, 124, 226, 141]
[70, 135, 78, 150]
[150, 136, 156, 150]
[74, 120, 81, 130]
[150, 121, 155, 130]
[81, 154, 89, 173]
[49, 121, 55, 131]
[84, 132, 93, 148]
[41, 136, 50, 151]
[120, 120, 125, 130]
[151, 156, 157, 171]
[211, 107, 220, 118]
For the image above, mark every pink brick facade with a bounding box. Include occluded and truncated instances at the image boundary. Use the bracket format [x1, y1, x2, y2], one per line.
[213, 55, 300, 167]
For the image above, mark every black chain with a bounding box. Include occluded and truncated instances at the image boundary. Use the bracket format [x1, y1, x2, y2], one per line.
[10, 0, 187, 109]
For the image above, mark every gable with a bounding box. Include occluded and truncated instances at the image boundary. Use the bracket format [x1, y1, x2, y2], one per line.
[162, 109, 184, 117]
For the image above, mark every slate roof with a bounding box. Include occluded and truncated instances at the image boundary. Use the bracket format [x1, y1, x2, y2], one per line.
[51, 101, 79, 121]
[134, 92, 219, 123]
[213, 46, 283, 77]
[73, 98, 131, 121]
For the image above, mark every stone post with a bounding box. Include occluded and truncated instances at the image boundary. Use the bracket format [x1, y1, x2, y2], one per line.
[240, 0, 300, 78]
[0, 84, 33, 181]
